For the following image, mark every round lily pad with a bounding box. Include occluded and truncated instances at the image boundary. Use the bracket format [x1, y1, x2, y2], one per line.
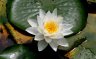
[7, 0, 87, 34]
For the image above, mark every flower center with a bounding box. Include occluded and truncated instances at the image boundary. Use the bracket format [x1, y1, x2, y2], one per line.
[44, 20, 59, 34]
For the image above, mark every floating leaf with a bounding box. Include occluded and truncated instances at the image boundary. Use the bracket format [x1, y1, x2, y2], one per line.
[0, 45, 37, 59]
[65, 14, 96, 59]
[7, 0, 87, 34]
[65, 46, 96, 59]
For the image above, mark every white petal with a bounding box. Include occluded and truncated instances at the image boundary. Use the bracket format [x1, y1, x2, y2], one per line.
[50, 34, 64, 39]
[62, 30, 73, 36]
[39, 9, 45, 19]
[37, 9, 45, 27]
[26, 27, 38, 35]
[37, 27, 43, 34]
[37, 16, 43, 27]
[44, 36, 52, 43]
[27, 19, 37, 27]
[38, 40, 48, 51]
[52, 8, 63, 23]
[49, 40, 58, 51]
[57, 16, 63, 23]
[62, 23, 73, 30]
[46, 11, 51, 17]
[60, 23, 73, 36]
[57, 38, 69, 47]
[34, 34, 44, 41]
[44, 11, 52, 21]
[52, 8, 57, 17]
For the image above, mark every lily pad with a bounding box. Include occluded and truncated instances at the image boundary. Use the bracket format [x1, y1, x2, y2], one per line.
[7, 0, 87, 34]
[58, 14, 96, 50]
[65, 14, 96, 59]
[0, 45, 37, 59]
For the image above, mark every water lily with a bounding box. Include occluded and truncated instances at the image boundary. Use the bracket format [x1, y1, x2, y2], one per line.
[26, 8, 73, 51]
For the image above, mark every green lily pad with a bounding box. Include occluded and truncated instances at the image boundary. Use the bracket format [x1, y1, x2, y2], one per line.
[58, 14, 96, 50]
[65, 14, 96, 59]
[0, 45, 37, 59]
[65, 46, 96, 59]
[7, 0, 87, 34]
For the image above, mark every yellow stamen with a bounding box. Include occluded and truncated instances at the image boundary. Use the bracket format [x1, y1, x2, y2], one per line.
[44, 20, 59, 34]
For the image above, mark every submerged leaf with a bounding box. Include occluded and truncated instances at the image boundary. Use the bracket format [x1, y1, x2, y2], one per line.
[0, 24, 9, 51]
[87, 0, 96, 3]
[0, 0, 6, 17]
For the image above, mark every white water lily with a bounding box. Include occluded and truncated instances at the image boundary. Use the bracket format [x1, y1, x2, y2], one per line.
[26, 8, 73, 51]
